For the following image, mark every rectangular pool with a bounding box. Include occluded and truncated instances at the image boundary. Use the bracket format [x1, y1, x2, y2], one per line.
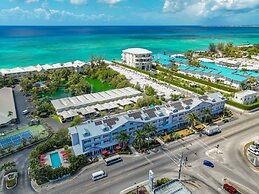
[50, 152, 61, 168]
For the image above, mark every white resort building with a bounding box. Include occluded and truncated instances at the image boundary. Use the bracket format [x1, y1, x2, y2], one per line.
[0, 60, 87, 79]
[69, 92, 225, 156]
[233, 90, 257, 105]
[51, 87, 143, 121]
[0, 87, 17, 127]
[122, 48, 152, 70]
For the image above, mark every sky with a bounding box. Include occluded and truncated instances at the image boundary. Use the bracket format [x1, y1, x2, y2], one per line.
[0, 0, 259, 25]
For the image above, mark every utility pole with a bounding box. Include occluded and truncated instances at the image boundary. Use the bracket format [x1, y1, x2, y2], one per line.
[178, 152, 183, 180]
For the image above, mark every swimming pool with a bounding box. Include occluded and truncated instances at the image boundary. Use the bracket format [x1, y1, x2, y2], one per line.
[50, 152, 61, 168]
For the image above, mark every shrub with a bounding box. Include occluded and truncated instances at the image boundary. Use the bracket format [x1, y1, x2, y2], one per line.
[155, 178, 171, 187]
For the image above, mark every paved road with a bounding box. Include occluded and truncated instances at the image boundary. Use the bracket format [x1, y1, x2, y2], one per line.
[1, 146, 36, 194]
[2, 112, 259, 194]
[43, 112, 259, 194]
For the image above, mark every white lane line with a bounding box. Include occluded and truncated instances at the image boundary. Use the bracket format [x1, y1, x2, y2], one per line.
[197, 139, 210, 150]
[162, 150, 178, 165]
[144, 156, 154, 165]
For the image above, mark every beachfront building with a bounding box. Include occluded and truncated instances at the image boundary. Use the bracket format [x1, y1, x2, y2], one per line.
[0, 87, 17, 127]
[122, 48, 152, 70]
[51, 87, 142, 121]
[68, 92, 225, 156]
[233, 90, 257, 105]
[0, 60, 88, 79]
[215, 58, 241, 67]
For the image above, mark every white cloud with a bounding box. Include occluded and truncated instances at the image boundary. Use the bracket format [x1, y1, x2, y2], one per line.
[98, 0, 122, 4]
[163, 0, 259, 16]
[0, 6, 111, 22]
[70, 0, 87, 5]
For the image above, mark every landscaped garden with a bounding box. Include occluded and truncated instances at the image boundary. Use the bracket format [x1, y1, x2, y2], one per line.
[20, 59, 133, 118]
[0, 161, 18, 190]
[29, 127, 98, 185]
[159, 129, 194, 143]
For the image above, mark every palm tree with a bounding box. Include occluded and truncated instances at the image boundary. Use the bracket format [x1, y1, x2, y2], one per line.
[143, 124, 156, 149]
[134, 130, 145, 150]
[117, 131, 130, 149]
[185, 112, 199, 130]
[201, 107, 212, 124]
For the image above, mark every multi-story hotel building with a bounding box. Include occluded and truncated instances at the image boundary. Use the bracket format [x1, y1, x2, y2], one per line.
[122, 48, 152, 70]
[69, 92, 225, 156]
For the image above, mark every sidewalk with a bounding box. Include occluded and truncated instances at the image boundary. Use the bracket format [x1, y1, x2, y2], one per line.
[129, 145, 140, 156]
[31, 160, 102, 193]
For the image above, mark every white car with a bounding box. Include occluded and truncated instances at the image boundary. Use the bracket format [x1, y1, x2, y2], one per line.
[91, 170, 107, 181]
[22, 109, 30, 115]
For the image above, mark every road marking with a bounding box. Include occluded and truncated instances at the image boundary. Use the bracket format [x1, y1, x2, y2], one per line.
[144, 156, 154, 165]
[162, 150, 178, 165]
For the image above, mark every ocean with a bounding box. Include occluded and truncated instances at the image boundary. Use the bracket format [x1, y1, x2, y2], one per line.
[0, 26, 259, 69]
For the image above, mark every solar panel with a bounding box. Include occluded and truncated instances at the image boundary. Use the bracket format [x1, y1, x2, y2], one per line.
[183, 99, 193, 105]
[171, 102, 184, 110]
[199, 95, 209, 100]
[144, 108, 157, 118]
[128, 111, 142, 119]
[95, 121, 102, 125]
[103, 117, 119, 128]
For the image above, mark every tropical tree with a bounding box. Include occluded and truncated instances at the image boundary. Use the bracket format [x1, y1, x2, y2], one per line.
[209, 43, 217, 52]
[201, 107, 212, 124]
[21, 137, 27, 146]
[117, 131, 130, 149]
[134, 130, 145, 150]
[185, 112, 199, 129]
[217, 42, 225, 51]
[143, 124, 156, 149]
[144, 86, 157, 96]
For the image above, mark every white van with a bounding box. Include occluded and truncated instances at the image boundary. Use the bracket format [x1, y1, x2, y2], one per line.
[91, 170, 107, 181]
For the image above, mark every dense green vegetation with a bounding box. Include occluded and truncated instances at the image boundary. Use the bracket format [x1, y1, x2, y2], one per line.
[226, 99, 259, 110]
[0, 76, 18, 89]
[155, 178, 172, 187]
[156, 66, 239, 93]
[20, 60, 132, 118]
[29, 127, 97, 185]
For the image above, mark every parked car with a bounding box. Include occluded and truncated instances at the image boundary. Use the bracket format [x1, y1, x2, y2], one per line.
[203, 160, 214, 168]
[223, 183, 240, 194]
[22, 109, 30, 115]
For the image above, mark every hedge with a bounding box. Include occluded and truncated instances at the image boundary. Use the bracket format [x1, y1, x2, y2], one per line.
[226, 99, 259, 110]
[156, 66, 239, 93]
[114, 62, 205, 95]
[114, 62, 258, 111]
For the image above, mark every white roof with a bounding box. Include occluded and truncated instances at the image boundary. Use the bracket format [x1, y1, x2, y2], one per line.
[236, 90, 257, 98]
[0, 87, 17, 125]
[122, 48, 152, 55]
[51, 87, 142, 112]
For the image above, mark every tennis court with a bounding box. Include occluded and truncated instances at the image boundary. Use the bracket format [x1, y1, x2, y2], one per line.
[0, 130, 32, 149]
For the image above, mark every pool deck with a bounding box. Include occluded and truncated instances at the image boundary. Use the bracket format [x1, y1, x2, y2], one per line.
[44, 148, 70, 168]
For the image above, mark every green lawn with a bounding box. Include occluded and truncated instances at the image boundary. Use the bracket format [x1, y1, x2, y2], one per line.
[85, 78, 112, 93]
[0, 125, 48, 140]
[6, 178, 17, 188]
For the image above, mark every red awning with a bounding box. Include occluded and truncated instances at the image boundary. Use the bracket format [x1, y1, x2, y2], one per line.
[116, 145, 121, 150]
[63, 154, 68, 159]
[101, 150, 108, 155]
[39, 154, 45, 159]
[40, 160, 45, 164]
[60, 150, 65, 154]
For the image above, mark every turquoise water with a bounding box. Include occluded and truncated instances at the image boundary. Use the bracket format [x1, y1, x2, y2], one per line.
[50, 152, 61, 168]
[0, 26, 259, 68]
